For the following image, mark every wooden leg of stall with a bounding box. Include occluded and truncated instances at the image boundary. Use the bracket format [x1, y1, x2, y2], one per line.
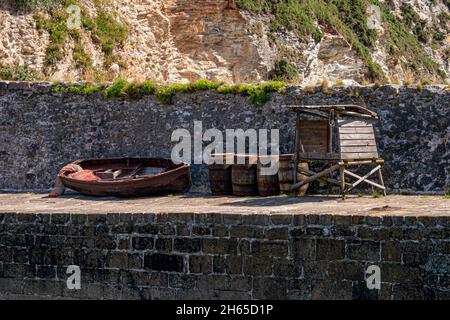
[378, 167, 387, 196]
[339, 164, 346, 200]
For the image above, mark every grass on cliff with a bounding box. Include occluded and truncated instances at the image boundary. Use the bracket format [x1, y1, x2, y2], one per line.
[237, 0, 445, 81]
[15, 0, 64, 11]
[32, 0, 128, 74]
[238, 0, 384, 80]
[0, 65, 40, 81]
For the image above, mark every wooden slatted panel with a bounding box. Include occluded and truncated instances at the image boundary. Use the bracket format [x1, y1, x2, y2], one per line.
[340, 146, 378, 153]
[298, 152, 340, 160]
[341, 152, 379, 160]
[298, 120, 330, 153]
[339, 120, 375, 127]
[338, 120, 379, 160]
[339, 127, 375, 134]
[339, 133, 376, 140]
[340, 139, 377, 146]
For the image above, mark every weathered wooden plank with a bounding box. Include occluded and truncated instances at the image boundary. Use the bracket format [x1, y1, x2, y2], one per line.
[339, 159, 384, 165]
[344, 169, 386, 190]
[338, 120, 374, 127]
[339, 127, 374, 134]
[339, 133, 376, 140]
[297, 167, 343, 186]
[340, 146, 378, 153]
[339, 139, 377, 146]
[340, 152, 378, 160]
[347, 165, 382, 191]
[291, 164, 340, 190]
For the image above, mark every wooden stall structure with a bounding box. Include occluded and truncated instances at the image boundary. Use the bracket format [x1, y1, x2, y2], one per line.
[285, 104, 386, 198]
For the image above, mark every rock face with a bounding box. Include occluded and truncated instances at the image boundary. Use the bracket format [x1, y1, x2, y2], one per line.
[0, 0, 448, 83]
[0, 82, 448, 193]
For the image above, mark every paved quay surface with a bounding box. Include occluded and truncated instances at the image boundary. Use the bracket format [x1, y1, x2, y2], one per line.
[0, 193, 448, 216]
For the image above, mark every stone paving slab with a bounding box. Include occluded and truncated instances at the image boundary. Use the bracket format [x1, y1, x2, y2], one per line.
[0, 193, 448, 216]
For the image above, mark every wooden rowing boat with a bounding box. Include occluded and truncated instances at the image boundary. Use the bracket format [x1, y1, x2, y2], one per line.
[56, 157, 191, 197]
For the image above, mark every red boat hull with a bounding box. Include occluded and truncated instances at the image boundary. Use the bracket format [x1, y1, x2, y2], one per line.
[59, 157, 192, 197]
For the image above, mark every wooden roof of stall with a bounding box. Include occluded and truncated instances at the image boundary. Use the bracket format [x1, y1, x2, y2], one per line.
[284, 104, 379, 119]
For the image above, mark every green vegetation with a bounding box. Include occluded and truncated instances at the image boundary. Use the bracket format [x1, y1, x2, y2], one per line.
[320, 79, 330, 94]
[31, 0, 128, 76]
[15, 0, 63, 11]
[445, 190, 450, 199]
[217, 81, 287, 107]
[103, 78, 129, 98]
[155, 80, 222, 104]
[93, 9, 128, 67]
[238, 0, 385, 81]
[60, 79, 286, 107]
[270, 59, 298, 81]
[238, 0, 445, 81]
[379, 1, 444, 79]
[53, 82, 103, 94]
[0, 64, 39, 81]
[372, 191, 383, 198]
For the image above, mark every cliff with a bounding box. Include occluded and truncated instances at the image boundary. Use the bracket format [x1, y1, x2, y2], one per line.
[0, 0, 449, 84]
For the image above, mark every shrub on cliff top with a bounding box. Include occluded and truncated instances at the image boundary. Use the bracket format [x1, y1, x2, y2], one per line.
[103, 78, 129, 98]
[15, 0, 64, 11]
[217, 81, 287, 107]
[0, 65, 39, 81]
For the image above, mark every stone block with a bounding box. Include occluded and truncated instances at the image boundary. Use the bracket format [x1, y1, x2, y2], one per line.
[189, 255, 211, 274]
[252, 277, 287, 299]
[155, 237, 173, 252]
[174, 238, 202, 253]
[230, 225, 264, 239]
[311, 280, 352, 300]
[192, 226, 210, 236]
[169, 274, 196, 289]
[265, 227, 289, 240]
[131, 236, 154, 250]
[107, 252, 128, 269]
[212, 225, 229, 237]
[251, 240, 288, 257]
[242, 215, 269, 226]
[291, 238, 316, 260]
[270, 215, 292, 225]
[144, 253, 184, 272]
[381, 241, 402, 262]
[316, 239, 345, 260]
[347, 241, 380, 262]
[202, 238, 238, 255]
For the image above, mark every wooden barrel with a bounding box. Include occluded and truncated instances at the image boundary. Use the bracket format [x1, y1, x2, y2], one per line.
[208, 153, 234, 195]
[232, 154, 258, 196]
[278, 154, 309, 196]
[257, 155, 280, 197]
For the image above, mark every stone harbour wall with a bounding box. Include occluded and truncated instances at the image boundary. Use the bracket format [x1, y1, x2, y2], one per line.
[0, 81, 449, 193]
[0, 212, 448, 300]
